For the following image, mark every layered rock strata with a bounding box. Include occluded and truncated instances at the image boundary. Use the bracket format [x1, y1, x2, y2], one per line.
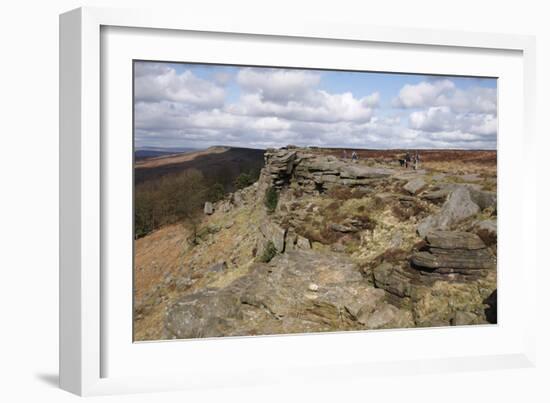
[263, 147, 393, 192]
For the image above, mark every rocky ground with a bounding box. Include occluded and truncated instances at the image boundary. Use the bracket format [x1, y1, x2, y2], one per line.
[134, 146, 497, 341]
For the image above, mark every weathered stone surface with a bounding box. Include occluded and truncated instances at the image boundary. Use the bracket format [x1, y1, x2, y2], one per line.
[339, 165, 393, 179]
[262, 148, 395, 192]
[425, 231, 486, 250]
[308, 283, 319, 292]
[232, 191, 243, 206]
[363, 304, 414, 329]
[412, 281, 490, 327]
[284, 228, 298, 252]
[453, 311, 483, 326]
[218, 200, 232, 213]
[411, 248, 494, 270]
[417, 186, 480, 237]
[164, 289, 244, 339]
[164, 251, 408, 338]
[207, 261, 227, 273]
[421, 189, 450, 203]
[474, 219, 497, 246]
[207, 223, 221, 234]
[369, 255, 495, 326]
[373, 262, 415, 299]
[389, 231, 404, 249]
[468, 188, 497, 211]
[403, 177, 427, 195]
[296, 235, 311, 249]
[203, 202, 214, 215]
[259, 220, 287, 253]
[330, 223, 359, 233]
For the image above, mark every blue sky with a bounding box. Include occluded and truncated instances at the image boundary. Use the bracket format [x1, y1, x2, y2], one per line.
[134, 61, 497, 150]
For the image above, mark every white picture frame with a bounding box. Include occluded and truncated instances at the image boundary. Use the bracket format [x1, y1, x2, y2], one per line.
[59, 6, 537, 396]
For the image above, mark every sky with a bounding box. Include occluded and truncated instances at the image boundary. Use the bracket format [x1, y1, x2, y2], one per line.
[134, 61, 497, 150]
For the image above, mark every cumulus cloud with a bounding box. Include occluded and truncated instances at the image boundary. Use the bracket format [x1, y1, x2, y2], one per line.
[228, 91, 376, 123]
[134, 63, 497, 150]
[394, 79, 496, 113]
[230, 68, 378, 124]
[391, 79, 497, 148]
[236, 68, 321, 103]
[409, 106, 497, 136]
[134, 63, 225, 108]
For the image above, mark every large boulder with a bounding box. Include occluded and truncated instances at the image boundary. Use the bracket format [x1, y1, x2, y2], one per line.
[468, 189, 497, 211]
[164, 289, 244, 339]
[403, 177, 427, 195]
[259, 220, 287, 253]
[339, 164, 393, 179]
[425, 231, 486, 250]
[203, 202, 214, 215]
[410, 230, 495, 279]
[417, 186, 480, 237]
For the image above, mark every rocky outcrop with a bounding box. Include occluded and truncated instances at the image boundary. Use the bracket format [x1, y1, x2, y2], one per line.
[164, 250, 413, 339]
[412, 249, 494, 271]
[382, 231, 497, 325]
[154, 147, 498, 339]
[411, 231, 495, 279]
[263, 149, 299, 187]
[369, 230, 496, 326]
[263, 147, 394, 192]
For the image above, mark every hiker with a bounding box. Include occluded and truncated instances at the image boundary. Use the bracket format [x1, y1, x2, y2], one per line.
[415, 152, 421, 169]
[351, 151, 358, 161]
[404, 152, 411, 168]
[343, 149, 348, 159]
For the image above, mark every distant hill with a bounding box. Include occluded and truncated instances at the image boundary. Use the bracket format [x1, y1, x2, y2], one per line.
[135, 146, 197, 161]
[134, 146, 265, 189]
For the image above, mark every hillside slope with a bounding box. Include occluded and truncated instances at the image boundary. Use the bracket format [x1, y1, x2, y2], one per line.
[135, 146, 265, 186]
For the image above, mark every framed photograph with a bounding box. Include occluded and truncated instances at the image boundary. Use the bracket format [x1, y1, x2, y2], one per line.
[60, 7, 537, 396]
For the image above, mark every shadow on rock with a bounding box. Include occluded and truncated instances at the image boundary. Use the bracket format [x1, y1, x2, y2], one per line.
[483, 289, 497, 324]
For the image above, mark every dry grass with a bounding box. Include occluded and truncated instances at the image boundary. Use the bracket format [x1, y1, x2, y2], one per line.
[134, 223, 190, 303]
[391, 202, 427, 222]
[327, 185, 368, 200]
[133, 199, 264, 341]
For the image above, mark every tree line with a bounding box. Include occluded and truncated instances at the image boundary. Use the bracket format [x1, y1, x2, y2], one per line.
[134, 168, 259, 238]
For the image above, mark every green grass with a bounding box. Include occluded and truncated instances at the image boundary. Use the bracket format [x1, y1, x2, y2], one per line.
[264, 187, 279, 213]
[260, 241, 278, 263]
